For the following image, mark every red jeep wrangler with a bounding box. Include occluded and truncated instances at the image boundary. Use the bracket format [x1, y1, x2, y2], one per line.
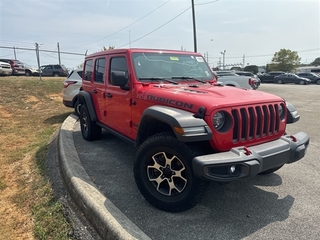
[78, 48, 309, 212]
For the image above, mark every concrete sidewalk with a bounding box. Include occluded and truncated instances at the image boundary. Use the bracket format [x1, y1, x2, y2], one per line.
[58, 114, 150, 240]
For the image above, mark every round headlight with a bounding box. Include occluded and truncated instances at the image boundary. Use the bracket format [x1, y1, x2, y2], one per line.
[213, 111, 225, 130]
[279, 104, 285, 120]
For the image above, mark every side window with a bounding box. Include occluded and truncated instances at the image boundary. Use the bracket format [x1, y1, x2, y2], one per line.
[94, 58, 106, 83]
[84, 60, 93, 81]
[109, 57, 128, 85]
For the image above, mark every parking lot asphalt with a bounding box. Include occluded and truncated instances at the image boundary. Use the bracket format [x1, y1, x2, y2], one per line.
[58, 84, 320, 240]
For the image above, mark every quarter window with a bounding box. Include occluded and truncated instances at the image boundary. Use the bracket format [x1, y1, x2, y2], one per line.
[84, 60, 93, 81]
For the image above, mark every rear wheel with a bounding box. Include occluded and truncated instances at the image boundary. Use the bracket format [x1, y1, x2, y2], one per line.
[53, 72, 60, 77]
[133, 132, 208, 212]
[316, 79, 320, 85]
[79, 104, 101, 141]
[299, 80, 305, 85]
[277, 79, 283, 84]
[74, 99, 81, 116]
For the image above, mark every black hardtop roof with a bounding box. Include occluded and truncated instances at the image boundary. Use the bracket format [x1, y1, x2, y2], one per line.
[85, 48, 202, 59]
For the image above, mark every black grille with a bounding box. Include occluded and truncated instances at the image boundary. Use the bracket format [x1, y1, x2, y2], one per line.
[231, 104, 280, 143]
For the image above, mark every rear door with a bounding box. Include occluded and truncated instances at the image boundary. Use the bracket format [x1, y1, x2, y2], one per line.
[83, 58, 107, 122]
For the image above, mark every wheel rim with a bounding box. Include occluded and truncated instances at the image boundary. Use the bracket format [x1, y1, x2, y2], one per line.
[81, 111, 88, 133]
[278, 80, 282, 84]
[147, 152, 187, 196]
[299, 80, 304, 85]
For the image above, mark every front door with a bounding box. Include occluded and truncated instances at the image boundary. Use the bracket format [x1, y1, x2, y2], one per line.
[104, 55, 132, 137]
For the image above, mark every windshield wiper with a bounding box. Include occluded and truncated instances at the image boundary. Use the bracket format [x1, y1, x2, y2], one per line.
[139, 77, 178, 85]
[171, 76, 207, 83]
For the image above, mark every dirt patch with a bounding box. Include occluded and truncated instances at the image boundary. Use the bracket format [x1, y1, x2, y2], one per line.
[0, 76, 72, 239]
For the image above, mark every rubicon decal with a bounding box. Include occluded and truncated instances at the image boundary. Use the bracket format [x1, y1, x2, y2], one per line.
[147, 95, 193, 110]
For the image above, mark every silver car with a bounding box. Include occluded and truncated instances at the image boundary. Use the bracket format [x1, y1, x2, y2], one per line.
[0, 61, 12, 76]
[63, 69, 82, 115]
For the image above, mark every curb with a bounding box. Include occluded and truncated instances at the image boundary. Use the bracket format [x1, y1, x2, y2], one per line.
[58, 114, 150, 240]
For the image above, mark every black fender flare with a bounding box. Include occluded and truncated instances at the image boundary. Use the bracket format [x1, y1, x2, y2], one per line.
[78, 91, 97, 121]
[286, 102, 300, 124]
[138, 105, 212, 143]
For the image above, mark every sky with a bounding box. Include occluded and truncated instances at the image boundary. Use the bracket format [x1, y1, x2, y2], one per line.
[0, 0, 319, 70]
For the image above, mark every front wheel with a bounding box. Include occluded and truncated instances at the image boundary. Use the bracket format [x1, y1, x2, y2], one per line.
[133, 132, 208, 212]
[79, 104, 101, 141]
[316, 79, 320, 85]
[277, 79, 283, 84]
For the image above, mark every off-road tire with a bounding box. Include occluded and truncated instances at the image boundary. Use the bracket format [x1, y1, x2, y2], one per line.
[133, 132, 208, 212]
[74, 99, 81, 116]
[79, 104, 101, 141]
[259, 164, 284, 175]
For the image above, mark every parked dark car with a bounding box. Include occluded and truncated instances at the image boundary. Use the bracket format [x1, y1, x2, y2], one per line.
[296, 72, 320, 85]
[0, 59, 25, 75]
[259, 71, 286, 83]
[274, 73, 311, 85]
[40, 64, 69, 77]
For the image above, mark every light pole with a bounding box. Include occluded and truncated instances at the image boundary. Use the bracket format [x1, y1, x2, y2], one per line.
[191, 0, 197, 52]
[220, 50, 226, 69]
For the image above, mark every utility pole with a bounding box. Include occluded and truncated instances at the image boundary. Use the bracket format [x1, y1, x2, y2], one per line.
[13, 46, 17, 60]
[35, 43, 42, 80]
[191, 0, 197, 52]
[57, 42, 61, 65]
[243, 54, 245, 69]
[220, 50, 226, 69]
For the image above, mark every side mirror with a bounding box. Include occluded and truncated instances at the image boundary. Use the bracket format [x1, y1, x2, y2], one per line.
[111, 71, 129, 90]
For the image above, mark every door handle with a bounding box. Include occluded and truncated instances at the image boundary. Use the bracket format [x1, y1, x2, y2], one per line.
[105, 93, 112, 98]
[92, 89, 98, 94]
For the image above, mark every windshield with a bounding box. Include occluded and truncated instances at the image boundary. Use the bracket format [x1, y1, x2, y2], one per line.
[132, 52, 214, 82]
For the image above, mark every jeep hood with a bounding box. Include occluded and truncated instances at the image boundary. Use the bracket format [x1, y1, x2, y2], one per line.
[142, 83, 284, 113]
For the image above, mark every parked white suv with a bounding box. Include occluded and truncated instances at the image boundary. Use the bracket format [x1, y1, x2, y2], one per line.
[0, 61, 12, 76]
[62, 69, 82, 115]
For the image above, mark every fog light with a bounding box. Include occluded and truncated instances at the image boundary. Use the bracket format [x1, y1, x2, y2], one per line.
[230, 165, 236, 173]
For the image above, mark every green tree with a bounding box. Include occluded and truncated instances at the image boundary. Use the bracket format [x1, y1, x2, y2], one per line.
[268, 49, 301, 72]
[244, 65, 258, 74]
[311, 57, 320, 66]
[102, 46, 115, 51]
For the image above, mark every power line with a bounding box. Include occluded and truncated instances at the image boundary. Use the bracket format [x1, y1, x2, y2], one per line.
[75, 0, 171, 48]
[117, 7, 191, 48]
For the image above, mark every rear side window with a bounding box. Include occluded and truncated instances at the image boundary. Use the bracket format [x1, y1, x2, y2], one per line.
[94, 58, 106, 83]
[84, 60, 93, 81]
[54, 65, 62, 69]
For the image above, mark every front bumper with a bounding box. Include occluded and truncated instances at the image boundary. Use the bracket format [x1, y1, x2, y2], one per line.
[192, 132, 309, 182]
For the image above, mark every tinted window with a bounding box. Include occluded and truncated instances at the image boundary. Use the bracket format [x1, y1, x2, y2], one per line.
[110, 57, 128, 84]
[76, 71, 83, 78]
[84, 60, 93, 81]
[94, 58, 106, 83]
[54, 65, 62, 69]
